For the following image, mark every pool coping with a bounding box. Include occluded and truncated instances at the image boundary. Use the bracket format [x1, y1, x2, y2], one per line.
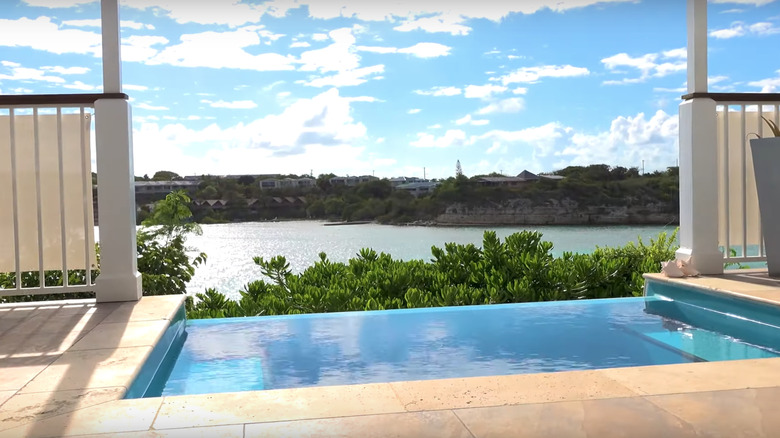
[1, 269, 780, 436]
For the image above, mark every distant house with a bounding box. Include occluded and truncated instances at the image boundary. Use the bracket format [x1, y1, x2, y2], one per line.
[477, 170, 564, 187]
[329, 175, 379, 186]
[258, 177, 316, 190]
[389, 176, 424, 187]
[395, 181, 440, 197]
[134, 180, 199, 195]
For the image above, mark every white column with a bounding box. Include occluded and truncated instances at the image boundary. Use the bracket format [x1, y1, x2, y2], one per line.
[94, 99, 142, 302]
[676, 0, 723, 274]
[94, 0, 141, 301]
[101, 0, 122, 93]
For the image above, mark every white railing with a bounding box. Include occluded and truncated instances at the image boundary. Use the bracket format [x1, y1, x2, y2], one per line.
[712, 95, 780, 265]
[0, 94, 120, 297]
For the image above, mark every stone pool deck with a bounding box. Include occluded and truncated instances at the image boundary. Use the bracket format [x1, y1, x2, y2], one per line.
[2, 269, 780, 437]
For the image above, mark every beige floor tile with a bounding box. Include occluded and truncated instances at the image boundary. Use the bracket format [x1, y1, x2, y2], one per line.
[76, 424, 244, 438]
[245, 410, 473, 438]
[0, 391, 15, 407]
[646, 387, 780, 437]
[389, 370, 638, 411]
[0, 329, 85, 356]
[0, 355, 60, 391]
[154, 383, 406, 429]
[0, 387, 125, 432]
[600, 358, 780, 396]
[19, 346, 153, 393]
[0, 397, 163, 438]
[0, 309, 107, 338]
[101, 296, 184, 324]
[455, 396, 699, 438]
[69, 320, 170, 351]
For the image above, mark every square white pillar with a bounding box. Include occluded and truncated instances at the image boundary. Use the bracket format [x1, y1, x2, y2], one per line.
[676, 98, 723, 274]
[94, 98, 142, 302]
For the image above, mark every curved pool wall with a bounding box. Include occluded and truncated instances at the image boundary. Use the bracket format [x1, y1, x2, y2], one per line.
[124, 304, 188, 399]
[124, 282, 780, 399]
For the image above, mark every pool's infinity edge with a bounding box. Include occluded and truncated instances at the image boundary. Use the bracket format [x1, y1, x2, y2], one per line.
[3, 269, 780, 436]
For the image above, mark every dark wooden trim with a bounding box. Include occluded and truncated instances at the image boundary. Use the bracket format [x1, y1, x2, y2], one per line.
[682, 92, 780, 102]
[0, 93, 129, 106]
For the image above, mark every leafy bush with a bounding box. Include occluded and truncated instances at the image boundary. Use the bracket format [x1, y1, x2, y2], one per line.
[187, 229, 678, 319]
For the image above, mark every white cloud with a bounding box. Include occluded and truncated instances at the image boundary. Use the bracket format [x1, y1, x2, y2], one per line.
[61, 18, 155, 30]
[0, 65, 65, 84]
[63, 81, 97, 90]
[476, 97, 525, 114]
[710, 0, 776, 6]
[497, 64, 590, 85]
[136, 103, 169, 111]
[147, 26, 295, 71]
[470, 111, 678, 171]
[121, 35, 170, 62]
[601, 49, 686, 84]
[302, 1, 637, 23]
[23, 0, 94, 6]
[290, 41, 311, 48]
[410, 129, 467, 148]
[299, 27, 362, 73]
[393, 13, 471, 36]
[408, 108, 422, 114]
[201, 99, 258, 109]
[120, 0, 292, 28]
[428, 124, 442, 129]
[748, 69, 780, 92]
[41, 66, 89, 75]
[512, 87, 528, 95]
[0, 16, 101, 56]
[131, 88, 370, 176]
[312, 33, 329, 41]
[455, 114, 489, 126]
[302, 64, 385, 87]
[357, 42, 452, 58]
[710, 21, 780, 39]
[414, 86, 462, 96]
[464, 84, 508, 99]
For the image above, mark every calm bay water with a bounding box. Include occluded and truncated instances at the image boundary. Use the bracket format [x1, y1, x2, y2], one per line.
[184, 221, 675, 299]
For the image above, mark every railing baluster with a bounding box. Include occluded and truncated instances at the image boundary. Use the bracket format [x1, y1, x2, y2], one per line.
[740, 105, 747, 258]
[9, 109, 22, 290]
[80, 107, 92, 286]
[33, 108, 45, 288]
[57, 108, 69, 286]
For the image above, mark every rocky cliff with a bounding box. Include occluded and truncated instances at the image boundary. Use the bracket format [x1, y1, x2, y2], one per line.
[436, 198, 677, 226]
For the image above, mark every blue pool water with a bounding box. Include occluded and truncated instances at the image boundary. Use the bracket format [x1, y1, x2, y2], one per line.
[128, 284, 780, 398]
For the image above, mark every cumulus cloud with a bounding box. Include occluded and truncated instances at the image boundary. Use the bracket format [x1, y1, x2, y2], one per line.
[357, 42, 451, 58]
[0, 63, 66, 84]
[61, 18, 155, 30]
[147, 26, 294, 70]
[408, 108, 422, 114]
[455, 114, 489, 126]
[393, 13, 471, 35]
[477, 97, 525, 114]
[601, 48, 686, 85]
[470, 111, 678, 172]
[464, 84, 508, 99]
[201, 99, 259, 109]
[0, 16, 101, 56]
[131, 88, 371, 176]
[413, 86, 462, 96]
[748, 69, 780, 92]
[710, 21, 780, 39]
[41, 66, 89, 75]
[496, 64, 590, 85]
[302, 64, 384, 87]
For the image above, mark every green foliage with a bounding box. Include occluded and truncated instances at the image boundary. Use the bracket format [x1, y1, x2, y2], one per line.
[137, 190, 206, 295]
[187, 229, 678, 319]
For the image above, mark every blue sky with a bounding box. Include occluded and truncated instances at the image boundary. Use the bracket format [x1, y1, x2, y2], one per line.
[1, 0, 779, 179]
